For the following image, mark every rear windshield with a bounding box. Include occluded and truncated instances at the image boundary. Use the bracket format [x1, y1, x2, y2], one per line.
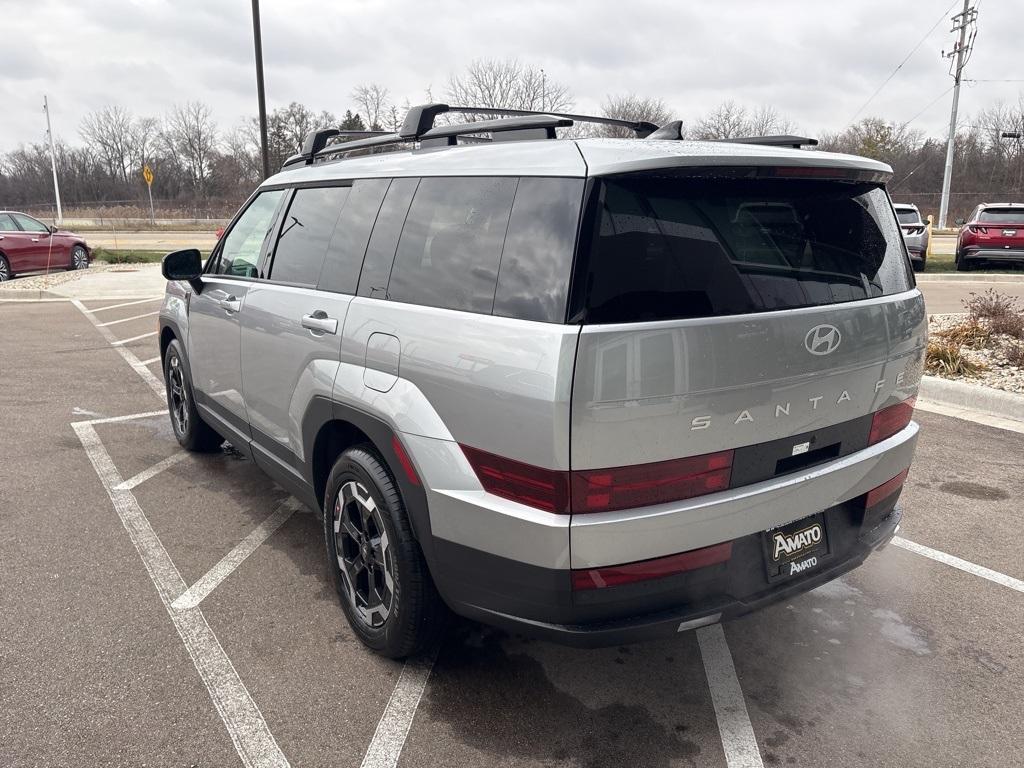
[895, 208, 921, 225]
[978, 208, 1024, 224]
[576, 176, 911, 324]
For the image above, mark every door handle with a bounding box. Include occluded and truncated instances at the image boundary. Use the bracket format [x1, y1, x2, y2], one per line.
[301, 310, 338, 335]
[219, 296, 241, 313]
[31, 238, 39, 242]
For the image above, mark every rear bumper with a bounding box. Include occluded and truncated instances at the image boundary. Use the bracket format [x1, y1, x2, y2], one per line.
[961, 246, 1024, 262]
[438, 503, 901, 648]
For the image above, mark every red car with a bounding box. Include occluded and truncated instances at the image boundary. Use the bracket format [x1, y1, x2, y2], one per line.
[0, 211, 92, 281]
[956, 203, 1024, 271]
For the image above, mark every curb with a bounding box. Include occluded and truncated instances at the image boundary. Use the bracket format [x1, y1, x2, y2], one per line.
[0, 288, 63, 300]
[916, 273, 1024, 283]
[918, 375, 1024, 422]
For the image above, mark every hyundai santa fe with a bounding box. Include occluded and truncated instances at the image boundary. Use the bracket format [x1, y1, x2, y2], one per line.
[157, 104, 925, 658]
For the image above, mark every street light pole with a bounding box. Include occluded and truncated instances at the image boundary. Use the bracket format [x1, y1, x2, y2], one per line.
[43, 95, 63, 225]
[251, 0, 271, 180]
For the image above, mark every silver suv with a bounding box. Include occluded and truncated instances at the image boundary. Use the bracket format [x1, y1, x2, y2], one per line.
[893, 203, 929, 271]
[159, 104, 925, 658]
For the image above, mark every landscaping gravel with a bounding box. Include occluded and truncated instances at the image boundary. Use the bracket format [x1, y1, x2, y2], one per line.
[929, 312, 1024, 395]
[0, 265, 119, 291]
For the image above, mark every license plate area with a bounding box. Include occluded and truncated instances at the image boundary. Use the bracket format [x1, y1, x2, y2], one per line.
[762, 513, 831, 582]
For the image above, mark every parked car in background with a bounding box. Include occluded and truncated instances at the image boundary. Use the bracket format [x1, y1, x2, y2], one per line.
[893, 203, 929, 271]
[0, 211, 91, 281]
[956, 203, 1024, 271]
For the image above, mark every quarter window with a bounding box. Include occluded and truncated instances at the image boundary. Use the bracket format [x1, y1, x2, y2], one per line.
[269, 186, 351, 286]
[214, 190, 285, 278]
[318, 178, 390, 294]
[387, 177, 517, 314]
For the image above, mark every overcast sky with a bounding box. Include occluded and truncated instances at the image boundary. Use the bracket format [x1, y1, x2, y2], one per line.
[0, 0, 1019, 149]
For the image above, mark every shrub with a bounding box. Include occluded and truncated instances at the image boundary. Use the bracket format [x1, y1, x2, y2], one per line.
[989, 311, 1024, 339]
[925, 338, 985, 377]
[962, 288, 1021, 321]
[936, 317, 991, 348]
[1006, 343, 1024, 367]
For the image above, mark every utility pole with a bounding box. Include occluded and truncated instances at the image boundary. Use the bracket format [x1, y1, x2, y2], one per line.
[251, 0, 271, 179]
[938, 0, 978, 228]
[43, 95, 63, 225]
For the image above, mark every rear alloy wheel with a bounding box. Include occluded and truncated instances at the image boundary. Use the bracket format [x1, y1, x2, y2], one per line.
[70, 245, 89, 270]
[0, 255, 10, 282]
[324, 446, 444, 658]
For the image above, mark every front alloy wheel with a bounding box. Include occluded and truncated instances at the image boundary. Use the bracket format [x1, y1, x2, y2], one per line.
[71, 246, 89, 270]
[333, 480, 395, 628]
[0, 256, 10, 282]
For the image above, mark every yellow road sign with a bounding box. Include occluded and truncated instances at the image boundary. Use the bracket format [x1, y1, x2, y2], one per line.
[142, 165, 154, 186]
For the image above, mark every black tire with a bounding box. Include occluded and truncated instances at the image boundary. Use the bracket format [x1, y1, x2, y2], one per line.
[0, 254, 11, 282]
[70, 245, 89, 271]
[324, 445, 444, 658]
[163, 338, 223, 452]
[955, 250, 974, 272]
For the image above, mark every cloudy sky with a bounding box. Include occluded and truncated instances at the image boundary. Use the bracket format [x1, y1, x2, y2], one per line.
[0, 0, 1019, 149]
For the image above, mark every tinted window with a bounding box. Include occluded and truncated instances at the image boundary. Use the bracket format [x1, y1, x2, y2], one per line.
[269, 186, 350, 285]
[978, 208, 1024, 224]
[0, 213, 17, 231]
[215, 190, 285, 277]
[318, 178, 390, 294]
[895, 208, 921, 225]
[493, 178, 583, 323]
[13, 213, 48, 233]
[357, 178, 418, 298]
[388, 177, 517, 313]
[579, 177, 911, 324]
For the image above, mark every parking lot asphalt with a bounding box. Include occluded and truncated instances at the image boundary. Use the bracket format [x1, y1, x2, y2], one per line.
[1, 296, 1022, 768]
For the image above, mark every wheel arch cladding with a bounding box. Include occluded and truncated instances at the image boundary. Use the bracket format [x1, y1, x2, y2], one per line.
[305, 397, 435, 561]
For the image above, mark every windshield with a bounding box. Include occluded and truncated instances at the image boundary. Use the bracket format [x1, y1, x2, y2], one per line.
[576, 176, 912, 324]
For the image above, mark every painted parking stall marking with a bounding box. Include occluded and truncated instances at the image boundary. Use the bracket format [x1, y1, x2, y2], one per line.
[893, 536, 1024, 593]
[72, 298, 165, 399]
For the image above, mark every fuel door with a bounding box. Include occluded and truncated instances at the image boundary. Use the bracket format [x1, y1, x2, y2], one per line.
[364, 332, 400, 392]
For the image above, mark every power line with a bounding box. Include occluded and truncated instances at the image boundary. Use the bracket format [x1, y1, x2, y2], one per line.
[847, 0, 961, 126]
[902, 85, 955, 127]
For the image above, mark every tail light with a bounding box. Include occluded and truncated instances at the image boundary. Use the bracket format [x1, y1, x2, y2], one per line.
[868, 397, 916, 445]
[865, 468, 909, 508]
[460, 446, 733, 515]
[570, 451, 733, 513]
[968, 225, 988, 235]
[571, 541, 733, 590]
[902, 226, 924, 235]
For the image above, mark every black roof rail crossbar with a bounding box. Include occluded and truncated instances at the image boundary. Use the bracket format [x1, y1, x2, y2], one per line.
[446, 106, 659, 137]
[315, 114, 574, 161]
[282, 129, 392, 169]
[712, 135, 819, 149]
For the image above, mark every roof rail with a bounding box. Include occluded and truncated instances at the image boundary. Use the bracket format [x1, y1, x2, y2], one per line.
[443, 106, 659, 137]
[282, 129, 391, 169]
[644, 122, 817, 149]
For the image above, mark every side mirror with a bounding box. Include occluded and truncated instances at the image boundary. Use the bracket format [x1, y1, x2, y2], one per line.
[162, 248, 203, 290]
[954, 218, 965, 226]
[48, 224, 58, 234]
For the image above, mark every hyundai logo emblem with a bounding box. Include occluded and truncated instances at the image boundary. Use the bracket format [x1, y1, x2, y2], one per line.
[805, 324, 841, 355]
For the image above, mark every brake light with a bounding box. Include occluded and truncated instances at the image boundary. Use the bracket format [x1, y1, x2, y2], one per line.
[968, 225, 988, 235]
[868, 397, 916, 445]
[571, 450, 733, 513]
[571, 541, 733, 590]
[902, 226, 924, 235]
[460, 445, 570, 514]
[865, 468, 909, 508]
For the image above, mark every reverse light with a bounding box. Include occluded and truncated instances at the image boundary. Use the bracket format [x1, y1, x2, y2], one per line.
[570, 451, 733, 513]
[868, 397, 916, 445]
[571, 541, 734, 591]
[865, 468, 909, 508]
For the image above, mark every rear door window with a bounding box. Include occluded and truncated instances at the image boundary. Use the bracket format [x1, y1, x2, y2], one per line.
[493, 177, 583, 323]
[576, 176, 911, 324]
[268, 185, 351, 286]
[387, 177, 517, 314]
[318, 178, 390, 294]
[0, 213, 18, 231]
[357, 178, 419, 299]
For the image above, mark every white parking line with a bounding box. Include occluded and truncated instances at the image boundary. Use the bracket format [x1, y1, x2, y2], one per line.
[74, 409, 167, 427]
[172, 498, 302, 611]
[112, 330, 158, 346]
[73, 420, 290, 768]
[140, 356, 162, 366]
[98, 311, 159, 327]
[73, 299, 165, 399]
[115, 452, 190, 491]
[893, 536, 1024, 593]
[90, 297, 162, 312]
[360, 645, 440, 768]
[697, 623, 765, 768]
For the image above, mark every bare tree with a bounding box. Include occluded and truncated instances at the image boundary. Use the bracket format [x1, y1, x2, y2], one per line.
[748, 105, 795, 136]
[163, 102, 218, 197]
[352, 83, 391, 131]
[693, 101, 751, 140]
[598, 94, 674, 138]
[446, 59, 573, 114]
[80, 106, 137, 183]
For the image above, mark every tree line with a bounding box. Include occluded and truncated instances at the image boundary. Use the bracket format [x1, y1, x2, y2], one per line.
[2, 59, 1023, 222]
